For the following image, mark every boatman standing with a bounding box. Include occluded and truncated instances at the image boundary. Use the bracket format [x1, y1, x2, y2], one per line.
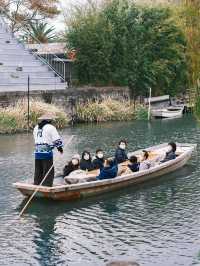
[33, 114, 63, 187]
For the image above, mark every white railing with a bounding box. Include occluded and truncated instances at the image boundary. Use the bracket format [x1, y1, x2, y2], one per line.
[26, 40, 66, 83]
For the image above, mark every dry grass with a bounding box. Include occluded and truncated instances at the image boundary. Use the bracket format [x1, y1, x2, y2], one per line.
[0, 99, 69, 134]
[76, 98, 148, 122]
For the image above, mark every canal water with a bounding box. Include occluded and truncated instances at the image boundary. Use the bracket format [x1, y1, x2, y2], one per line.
[0, 116, 200, 266]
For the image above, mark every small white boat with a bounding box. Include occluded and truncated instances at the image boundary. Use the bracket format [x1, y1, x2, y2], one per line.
[13, 143, 196, 201]
[151, 105, 184, 119]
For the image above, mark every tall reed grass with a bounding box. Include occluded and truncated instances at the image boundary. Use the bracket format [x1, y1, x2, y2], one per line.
[76, 99, 147, 122]
[0, 99, 69, 134]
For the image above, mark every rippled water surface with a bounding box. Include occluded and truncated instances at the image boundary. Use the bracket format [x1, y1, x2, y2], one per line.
[0, 116, 200, 266]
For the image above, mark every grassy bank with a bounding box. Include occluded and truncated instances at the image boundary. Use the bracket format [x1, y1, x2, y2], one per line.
[76, 99, 148, 122]
[0, 99, 148, 134]
[0, 100, 69, 134]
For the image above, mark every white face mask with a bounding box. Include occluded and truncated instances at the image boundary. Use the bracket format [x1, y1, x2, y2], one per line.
[72, 159, 79, 165]
[84, 154, 90, 160]
[97, 153, 104, 159]
[166, 145, 172, 153]
[119, 143, 126, 150]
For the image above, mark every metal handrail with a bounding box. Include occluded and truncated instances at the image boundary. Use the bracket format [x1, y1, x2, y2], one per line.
[0, 13, 66, 84]
[27, 43, 66, 83]
[25, 36, 66, 83]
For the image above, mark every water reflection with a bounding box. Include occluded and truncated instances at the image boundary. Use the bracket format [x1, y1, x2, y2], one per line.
[1, 116, 200, 265]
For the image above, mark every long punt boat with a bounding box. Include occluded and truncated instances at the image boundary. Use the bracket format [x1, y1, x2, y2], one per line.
[13, 143, 196, 201]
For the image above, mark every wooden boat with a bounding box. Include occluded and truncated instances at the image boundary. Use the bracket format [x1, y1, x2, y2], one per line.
[13, 143, 196, 201]
[151, 105, 184, 119]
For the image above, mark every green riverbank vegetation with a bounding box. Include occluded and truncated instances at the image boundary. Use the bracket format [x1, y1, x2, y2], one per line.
[176, 0, 200, 117]
[66, 0, 188, 99]
[0, 99, 148, 134]
[0, 100, 69, 134]
[76, 99, 148, 122]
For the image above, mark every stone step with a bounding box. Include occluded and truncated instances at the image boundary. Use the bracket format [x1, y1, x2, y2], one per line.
[0, 77, 62, 84]
[0, 65, 50, 72]
[0, 32, 13, 37]
[0, 48, 29, 55]
[0, 43, 23, 49]
[0, 83, 67, 92]
[0, 37, 18, 43]
[0, 53, 35, 60]
[0, 71, 55, 78]
[0, 60, 43, 67]
[0, 21, 65, 92]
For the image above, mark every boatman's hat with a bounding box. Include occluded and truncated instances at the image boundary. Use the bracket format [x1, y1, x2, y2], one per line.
[38, 113, 57, 122]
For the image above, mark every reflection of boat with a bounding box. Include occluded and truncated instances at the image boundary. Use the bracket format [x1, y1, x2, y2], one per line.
[151, 105, 184, 119]
[13, 143, 196, 201]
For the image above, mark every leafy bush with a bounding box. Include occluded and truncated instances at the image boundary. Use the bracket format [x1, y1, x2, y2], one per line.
[67, 0, 188, 97]
[135, 106, 148, 120]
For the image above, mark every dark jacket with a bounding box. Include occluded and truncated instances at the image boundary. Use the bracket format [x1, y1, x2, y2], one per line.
[162, 151, 176, 163]
[80, 159, 94, 171]
[128, 163, 140, 172]
[97, 163, 118, 180]
[63, 162, 79, 177]
[115, 148, 128, 164]
[93, 157, 105, 169]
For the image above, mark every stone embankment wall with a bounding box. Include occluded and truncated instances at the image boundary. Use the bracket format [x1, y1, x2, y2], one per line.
[0, 86, 130, 114]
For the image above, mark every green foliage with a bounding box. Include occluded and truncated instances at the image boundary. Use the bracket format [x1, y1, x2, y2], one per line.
[177, 1, 200, 113]
[0, 113, 18, 134]
[21, 21, 56, 43]
[66, 0, 188, 96]
[194, 96, 200, 119]
[135, 106, 148, 120]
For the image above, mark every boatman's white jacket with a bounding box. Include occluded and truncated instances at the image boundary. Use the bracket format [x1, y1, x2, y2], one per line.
[33, 124, 63, 160]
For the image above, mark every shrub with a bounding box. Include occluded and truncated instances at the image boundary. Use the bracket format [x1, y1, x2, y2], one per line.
[135, 106, 148, 120]
[67, 0, 188, 96]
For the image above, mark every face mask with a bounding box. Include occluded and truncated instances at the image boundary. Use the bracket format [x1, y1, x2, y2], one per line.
[167, 146, 172, 153]
[72, 159, 79, 165]
[84, 154, 90, 160]
[119, 143, 126, 150]
[97, 153, 104, 159]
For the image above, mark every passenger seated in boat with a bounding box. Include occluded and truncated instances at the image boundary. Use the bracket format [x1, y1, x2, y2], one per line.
[96, 159, 118, 180]
[63, 154, 80, 177]
[128, 155, 140, 172]
[119, 155, 140, 175]
[93, 149, 105, 169]
[139, 151, 152, 171]
[80, 151, 95, 171]
[115, 139, 128, 164]
[162, 142, 176, 162]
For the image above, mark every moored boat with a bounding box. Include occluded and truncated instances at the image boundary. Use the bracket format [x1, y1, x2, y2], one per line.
[151, 105, 184, 119]
[13, 143, 196, 201]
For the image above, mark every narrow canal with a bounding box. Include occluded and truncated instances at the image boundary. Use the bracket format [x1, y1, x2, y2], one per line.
[0, 116, 200, 266]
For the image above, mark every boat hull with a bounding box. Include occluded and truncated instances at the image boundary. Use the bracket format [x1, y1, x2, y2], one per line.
[151, 106, 184, 119]
[14, 143, 195, 201]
